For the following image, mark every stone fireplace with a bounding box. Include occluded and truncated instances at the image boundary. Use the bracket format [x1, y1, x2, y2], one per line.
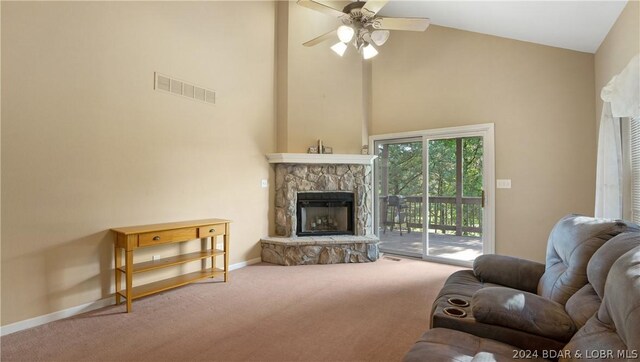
[274, 162, 373, 237]
[261, 153, 379, 266]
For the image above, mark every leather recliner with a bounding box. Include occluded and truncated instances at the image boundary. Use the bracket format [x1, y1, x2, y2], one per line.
[430, 214, 638, 353]
[404, 234, 640, 362]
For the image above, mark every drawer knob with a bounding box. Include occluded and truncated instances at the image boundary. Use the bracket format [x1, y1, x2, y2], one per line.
[209, 228, 216, 233]
[153, 236, 161, 241]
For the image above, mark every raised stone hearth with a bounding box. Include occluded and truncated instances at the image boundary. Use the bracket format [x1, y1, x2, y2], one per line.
[261, 236, 379, 266]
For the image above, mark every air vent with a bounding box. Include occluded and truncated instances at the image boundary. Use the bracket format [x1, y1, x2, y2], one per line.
[154, 72, 215, 105]
[157, 75, 170, 92]
[205, 90, 216, 104]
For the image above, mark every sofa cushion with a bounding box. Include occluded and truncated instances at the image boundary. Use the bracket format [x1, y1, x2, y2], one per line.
[437, 269, 501, 298]
[538, 215, 635, 305]
[586, 231, 640, 299]
[564, 284, 600, 329]
[563, 232, 640, 329]
[431, 301, 566, 354]
[403, 328, 547, 362]
[472, 287, 576, 341]
[561, 317, 628, 361]
[598, 246, 640, 351]
[473, 254, 545, 293]
[562, 246, 640, 360]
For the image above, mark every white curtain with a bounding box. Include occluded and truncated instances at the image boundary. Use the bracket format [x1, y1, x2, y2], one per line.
[595, 54, 640, 219]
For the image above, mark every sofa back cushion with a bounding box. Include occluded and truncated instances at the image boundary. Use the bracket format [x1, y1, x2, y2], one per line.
[564, 232, 640, 328]
[598, 246, 640, 351]
[587, 232, 640, 299]
[564, 284, 601, 329]
[563, 246, 640, 359]
[537, 214, 635, 305]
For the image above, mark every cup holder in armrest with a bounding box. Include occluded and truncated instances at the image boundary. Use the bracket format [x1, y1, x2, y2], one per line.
[447, 297, 470, 307]
[443, 307, 467, 318]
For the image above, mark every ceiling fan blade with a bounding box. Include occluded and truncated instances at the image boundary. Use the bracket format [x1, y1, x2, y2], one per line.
[320, 1, 352, 11]
[303, 29, 338, 47]
[297, 0, 345, 18]
[375, 17, 431, 32]
[362, 0, 389, 16]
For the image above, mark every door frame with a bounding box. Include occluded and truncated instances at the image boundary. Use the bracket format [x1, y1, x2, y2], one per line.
[369, 123, 495, 265]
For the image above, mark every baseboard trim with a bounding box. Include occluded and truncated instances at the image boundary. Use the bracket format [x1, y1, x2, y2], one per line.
[0, 297, 115, 337]
[229, 257, 262, 271]
[0, 258, 262, 336]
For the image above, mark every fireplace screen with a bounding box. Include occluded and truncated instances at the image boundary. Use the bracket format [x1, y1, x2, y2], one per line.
[296, 192, 354, 236]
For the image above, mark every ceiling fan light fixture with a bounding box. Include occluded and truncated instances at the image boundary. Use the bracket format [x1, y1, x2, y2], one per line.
[337, 25, 355, 43]
[371, 30, 390, 46]
[362, 43, 378, 59]
[330, 42, 348, 57]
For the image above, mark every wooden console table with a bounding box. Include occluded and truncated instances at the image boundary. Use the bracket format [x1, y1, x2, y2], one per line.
[111, 218, 230, 312]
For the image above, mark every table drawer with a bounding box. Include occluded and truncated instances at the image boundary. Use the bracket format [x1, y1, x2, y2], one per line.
[199, 224, 226, 238]
[138, 228, 198, 247]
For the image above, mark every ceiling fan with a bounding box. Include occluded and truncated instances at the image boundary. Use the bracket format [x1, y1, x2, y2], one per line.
[298, 0, 431, 59]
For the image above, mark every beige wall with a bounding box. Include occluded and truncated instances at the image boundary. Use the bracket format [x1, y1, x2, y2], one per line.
[595, 0, 640, 126]
[372, 26, 596, 262]
[1, 1, 275, 325]
[279, 1, 364, 154]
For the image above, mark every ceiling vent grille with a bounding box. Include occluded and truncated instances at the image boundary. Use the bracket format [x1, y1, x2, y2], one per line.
[154, 72, 215, 105]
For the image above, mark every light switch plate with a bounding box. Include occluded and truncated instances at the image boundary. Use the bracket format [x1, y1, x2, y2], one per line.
[497, 179, 512, 189]
[261, 179, 268, 188]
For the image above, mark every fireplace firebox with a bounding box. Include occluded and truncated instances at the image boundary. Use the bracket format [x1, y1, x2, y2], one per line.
[296, 192, 354, 237]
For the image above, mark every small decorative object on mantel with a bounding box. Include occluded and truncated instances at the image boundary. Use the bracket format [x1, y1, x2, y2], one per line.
[307, 139, 333, 154]
[361, 145, 369, 155]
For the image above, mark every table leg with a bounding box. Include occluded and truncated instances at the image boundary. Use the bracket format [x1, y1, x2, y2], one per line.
[114, 246, 122, 305]
[224, 224, 230, 282]
[125, 250, 133, 312]
[211, 236, 216, 276]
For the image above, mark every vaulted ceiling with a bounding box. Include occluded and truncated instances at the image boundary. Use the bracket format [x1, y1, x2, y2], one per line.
[376, 0, 628, 53]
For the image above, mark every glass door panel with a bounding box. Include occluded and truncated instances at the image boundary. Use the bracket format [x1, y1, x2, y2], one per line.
[427, 137, 483, 261]
[375, 139, 424, 257]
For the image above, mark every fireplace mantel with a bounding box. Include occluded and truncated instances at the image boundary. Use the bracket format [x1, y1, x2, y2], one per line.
[266, 153, 377, 165]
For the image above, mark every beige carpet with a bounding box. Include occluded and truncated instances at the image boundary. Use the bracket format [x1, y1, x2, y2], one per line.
[1, 257, 462, 361]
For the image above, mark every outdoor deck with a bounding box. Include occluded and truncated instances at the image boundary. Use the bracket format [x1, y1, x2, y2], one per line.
[378, 230, 482, 262]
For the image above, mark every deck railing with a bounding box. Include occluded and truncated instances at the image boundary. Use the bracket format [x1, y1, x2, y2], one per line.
[380, 195, 482, 236]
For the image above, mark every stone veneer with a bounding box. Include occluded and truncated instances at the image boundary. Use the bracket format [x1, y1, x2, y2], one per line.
[261, 236, 379, 266]
[274, 163, 373, 237]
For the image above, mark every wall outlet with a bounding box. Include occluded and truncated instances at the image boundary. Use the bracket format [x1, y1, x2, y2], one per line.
[152, 255, 161, 261]
[261, 179, 268, 188]
[496, 179, 512, 189]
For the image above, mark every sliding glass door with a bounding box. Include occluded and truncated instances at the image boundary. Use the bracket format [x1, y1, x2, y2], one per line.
[372, 125, 494, 265]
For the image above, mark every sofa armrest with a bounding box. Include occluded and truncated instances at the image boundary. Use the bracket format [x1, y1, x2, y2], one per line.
[473, 254, 545, 293]
[472, 287, 576, 341]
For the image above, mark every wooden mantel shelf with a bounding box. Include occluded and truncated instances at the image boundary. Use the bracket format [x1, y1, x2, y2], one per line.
[266, 153, 377, 165]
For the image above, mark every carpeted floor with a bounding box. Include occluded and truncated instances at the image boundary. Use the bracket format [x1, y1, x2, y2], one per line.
[1, 257, 462, 361]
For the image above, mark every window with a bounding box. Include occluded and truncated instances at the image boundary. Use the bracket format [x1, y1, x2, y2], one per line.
[629, 117, 640, 223]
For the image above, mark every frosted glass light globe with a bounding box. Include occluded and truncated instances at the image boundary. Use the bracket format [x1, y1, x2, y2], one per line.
[337, 25, 355, 43]
[331, 42, 348, 57]
[362, 44, 378, 59]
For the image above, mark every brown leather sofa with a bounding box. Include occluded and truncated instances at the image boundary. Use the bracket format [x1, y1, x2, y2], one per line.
[404, 236, 640, 362]
[430, 214, 637, 353]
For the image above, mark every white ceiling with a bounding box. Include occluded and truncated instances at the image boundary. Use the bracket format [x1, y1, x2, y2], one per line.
[377, 0, 628, 53]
